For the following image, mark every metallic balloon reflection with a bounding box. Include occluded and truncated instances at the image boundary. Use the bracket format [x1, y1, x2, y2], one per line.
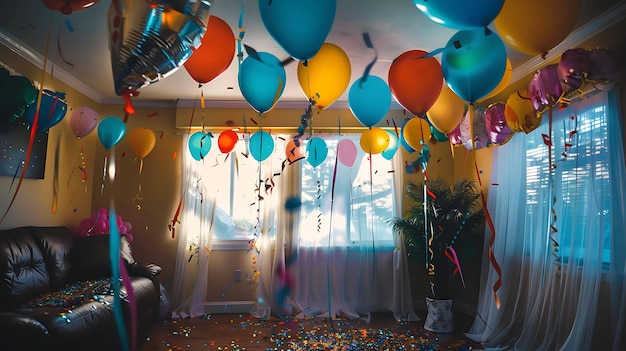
[108, 0, 211, 96]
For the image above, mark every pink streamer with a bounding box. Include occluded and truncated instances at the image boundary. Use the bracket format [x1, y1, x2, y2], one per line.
[445, 246, 466, 289]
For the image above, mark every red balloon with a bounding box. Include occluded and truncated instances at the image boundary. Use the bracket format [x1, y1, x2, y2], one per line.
[388, 50, 443, 117]
[41, 0, 99, 14]
[184, 16, 235, 85]
[218, 130, 238, 153]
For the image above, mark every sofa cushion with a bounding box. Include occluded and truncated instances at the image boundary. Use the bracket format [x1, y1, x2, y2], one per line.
[0, 227, 49, 309]
[28, 226, 74, 290]
[69, 235, 136, 281]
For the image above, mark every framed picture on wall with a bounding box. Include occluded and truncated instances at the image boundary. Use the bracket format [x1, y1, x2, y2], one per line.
[0, 116, 48, 179]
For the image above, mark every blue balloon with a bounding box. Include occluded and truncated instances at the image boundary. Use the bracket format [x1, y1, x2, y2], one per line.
[381, 129, 400, 160]
[258, 0, 336, 61]
[348, 76, 391, 127]
[97, 117, 126, 149]
[188, 131, 212, 161]
[25, 90, 67, 132]
[306, 137, 328, 167]
[442, 29, 507, 103]
[413, 0, 504, 30]
[249, 131, 274, 162]
[238, 52, 286, 113]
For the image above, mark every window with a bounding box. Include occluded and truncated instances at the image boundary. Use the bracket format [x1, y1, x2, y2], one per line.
[525, 103, 612, 264]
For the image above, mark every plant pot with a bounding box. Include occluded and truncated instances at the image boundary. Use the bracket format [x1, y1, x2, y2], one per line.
[424, 297, 453, 333]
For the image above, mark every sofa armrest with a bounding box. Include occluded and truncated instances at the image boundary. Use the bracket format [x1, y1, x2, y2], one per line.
[0, 311, 48, 338]
[128, 263, 162, 279]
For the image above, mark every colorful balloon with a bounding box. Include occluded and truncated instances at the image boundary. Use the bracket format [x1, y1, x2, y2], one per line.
[98, 117, 126, 149]
[218, 130, 238, 154]
[258, 0, 336, 61]
[557, 48, 592, 95]
[402, 117, 432, 151]
[306, 137, 328, 167]
[413, 0, 504, 30]
[494, 0, 581, 57]
[441, 29, 507, 103]
[285, 138, 305, 164]
[108, 0, 211, 95]
[587, 48, 618, 91]
[42, 0, 99, 15]
[337, 139, 357, 167]
[238, 52, 286, 113]
[459, 108, 489, 150]
[400, 119, 416, 153]
[381, 130, 400, 160]
[184, 15, 235, 85]
[188, 131, 211, 161]
[360, 128, 390, 155]
[430, 125, 449, 142]
[128, 127, 156, 159]
[69, 106, 99, 138]
[25, 90, 67, 132]
[484, 103, 514, 145]
[505, 90, 541, 134]
[298, 43, 351, 110]
[528, 64, 562, 112]
[348, 75, 391, 127]
[426, 85, 465, 134]
[0, 68, 38, 125]
[481, 57, 512, 101]
[249, 131, 274, 162]
[388, 50, 443, 117]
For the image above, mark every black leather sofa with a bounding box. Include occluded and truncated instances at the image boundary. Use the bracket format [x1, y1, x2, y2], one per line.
[0, 226, 162, 351]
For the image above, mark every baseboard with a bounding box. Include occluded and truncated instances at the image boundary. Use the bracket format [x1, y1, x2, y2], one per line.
[200, 301, 256, 314]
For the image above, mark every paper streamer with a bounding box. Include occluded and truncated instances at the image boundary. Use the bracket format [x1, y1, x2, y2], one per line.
[109, 206, 129, 351]
[119, 254, 137, 351]
[544, 107, 561, 271]
[445, 246, 466, 289]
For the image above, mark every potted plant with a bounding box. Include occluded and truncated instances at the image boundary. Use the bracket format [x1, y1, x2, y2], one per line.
[389, 176, 484, 332]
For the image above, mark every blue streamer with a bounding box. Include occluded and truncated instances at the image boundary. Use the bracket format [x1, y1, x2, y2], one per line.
[109, 207, 129, 351]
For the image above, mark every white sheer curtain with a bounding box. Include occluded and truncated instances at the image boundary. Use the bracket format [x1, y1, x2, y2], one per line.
[466, 89, 626, 350]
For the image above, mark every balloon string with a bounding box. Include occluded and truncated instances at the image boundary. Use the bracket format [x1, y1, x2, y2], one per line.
[0, 10, 53, 225]
[545, 106, 561, 272]
[101, 153, 109, 196]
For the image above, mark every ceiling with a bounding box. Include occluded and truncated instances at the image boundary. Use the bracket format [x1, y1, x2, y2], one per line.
[0, 0, 624, 109]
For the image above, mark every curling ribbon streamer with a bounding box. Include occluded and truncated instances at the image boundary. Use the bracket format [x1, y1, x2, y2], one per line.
[360, 32, 377, 82]
[544, 106, 561, 270]
[119, 255, 137, 351]
[0, 11, 53, 225]
[474, 160, 501, 309]
[445, 246, 466, 289]
[236, 4, 245, 68]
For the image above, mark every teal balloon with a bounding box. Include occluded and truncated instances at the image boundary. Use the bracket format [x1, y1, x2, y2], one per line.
[188, 131, 212, 161]
[348, 75, 391, 127]
[249, 131, 274, 161]
[306, 137, 328, 167]
[430, 125, 449, 142]
[441, 29, 507, 103]
[25, 90, 67, 132]
[97, 117, 126, 149]
[413, 0, 504, 30]
[381, 130, 400, 160]
[259, 0, 336, 61]
[238, 52, 286, 113]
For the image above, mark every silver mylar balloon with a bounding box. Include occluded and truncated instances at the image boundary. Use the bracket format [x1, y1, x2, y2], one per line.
[108, 0, 212, 96]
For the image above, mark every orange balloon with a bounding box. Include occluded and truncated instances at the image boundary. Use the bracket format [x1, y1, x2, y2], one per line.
[285, 138, 305, 164]
[388, 50, 443, 117]
[426, 86, 466, 134]
[128, 127, 156, 159]
[297, 42, 351, 109]
[184, 16, 235, 84]
[359, 128, 390, 154]
[494, 0, 581, 57]
[402, 117, 432, 151]
[218, 130, 238, 153]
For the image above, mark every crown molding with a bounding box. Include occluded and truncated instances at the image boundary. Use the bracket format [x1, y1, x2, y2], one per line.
[0, 29, 106, 104]
[510, 1, 626, 85]
[174, 98, 405, 110]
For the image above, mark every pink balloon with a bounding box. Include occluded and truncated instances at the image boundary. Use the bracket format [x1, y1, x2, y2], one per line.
[69, 106, 99, 138]
[484, 103, 514, 145]
[123, 221, 133, 232]
[337, 139, 357, 167]
[528, 64, 563, 112]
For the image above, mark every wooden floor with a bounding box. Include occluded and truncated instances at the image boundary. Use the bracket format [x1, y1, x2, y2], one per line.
[138, 311, 482, 350]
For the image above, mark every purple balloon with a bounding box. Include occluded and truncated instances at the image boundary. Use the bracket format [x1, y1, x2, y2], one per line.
[588, 48, 618, 91]
[447, 123, 463, 146]
[558, 48, 592, 94]
[528, 64, 563, 112]
[484, 103, 514, 145]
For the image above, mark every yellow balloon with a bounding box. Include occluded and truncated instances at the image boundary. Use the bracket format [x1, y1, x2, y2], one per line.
[505, 90, 541, 134]
[426, 86, 466, 134]
[494, 0, 581, 57]
[129, 127, 156, 159]
[298, 42, 351, 109]
[402, 117, 432, 151]
[359, 127, 390, 154]
[480, 58, 512, 101]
